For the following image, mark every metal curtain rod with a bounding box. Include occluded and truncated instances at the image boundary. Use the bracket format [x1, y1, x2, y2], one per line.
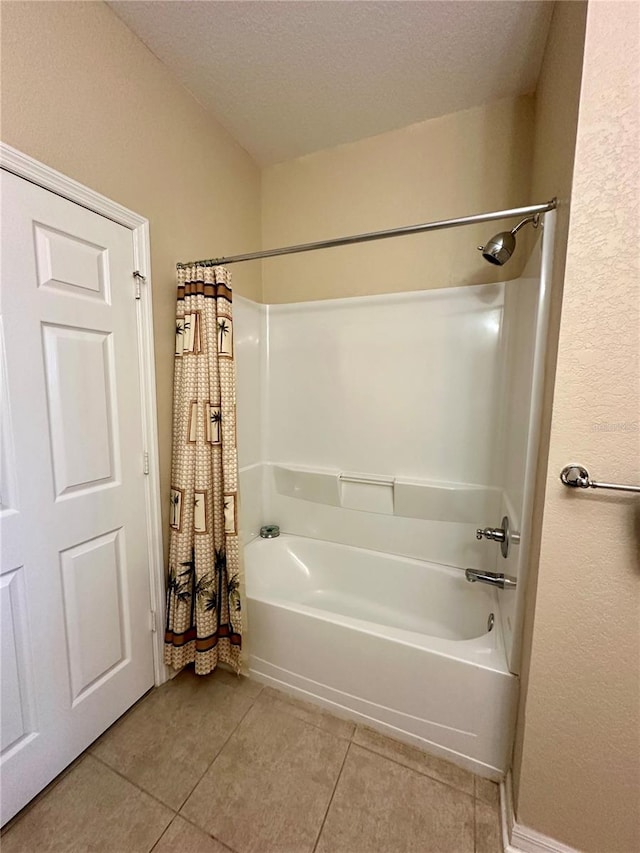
[176, 198, 557, 269]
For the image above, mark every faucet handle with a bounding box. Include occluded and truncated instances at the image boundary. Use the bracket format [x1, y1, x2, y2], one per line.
[475, 516, 514, 558]
[476, 526, 506, 542]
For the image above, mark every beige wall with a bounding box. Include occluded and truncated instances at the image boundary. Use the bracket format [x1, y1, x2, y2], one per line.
[512, 0, 587, 801]
[0, 1, 261, 553]
[514, 3, 640, 851]
[261, 95, 535, 303]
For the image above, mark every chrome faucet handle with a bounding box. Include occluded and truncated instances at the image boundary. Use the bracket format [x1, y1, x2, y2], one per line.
[475, 516, 514, 558]
[476, 526, 506, 542]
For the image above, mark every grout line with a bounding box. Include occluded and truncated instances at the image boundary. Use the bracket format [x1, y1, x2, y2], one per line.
[89, 753, 179, 814]
[349, 740, 477, 801]
[175, 690, 261, 813]
[178, 813, 240, 853]
[148, 814, 178, 853]
[3, 682, 163, 836]
[260, 691, 485, 801]
[474, 795, 478, 853]
[1, 672, 256, 841]
[258, 688, 483, 800]
[312, 741, 352, 853]
[94, 675, 263, 815]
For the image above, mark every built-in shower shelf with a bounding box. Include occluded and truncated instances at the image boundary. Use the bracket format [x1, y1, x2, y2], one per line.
[271, 464, 500, 524]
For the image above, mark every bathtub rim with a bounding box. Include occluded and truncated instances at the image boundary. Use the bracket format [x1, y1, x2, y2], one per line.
[246, 529, 489, 581]
[244, 532, 510, 675]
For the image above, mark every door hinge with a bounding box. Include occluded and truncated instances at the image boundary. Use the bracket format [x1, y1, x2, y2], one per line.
[149, 609, 157, 634]
[143, 451, 149, 475]
[133, 270, 146, 300]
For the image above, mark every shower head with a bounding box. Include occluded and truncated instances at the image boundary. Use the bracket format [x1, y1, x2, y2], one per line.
[478, 214, 540, 266]
[478, 229, 516, 266]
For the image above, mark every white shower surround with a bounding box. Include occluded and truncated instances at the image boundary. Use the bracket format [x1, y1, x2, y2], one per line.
[236, 284, 507, 572]
[233, 215, 553, 777]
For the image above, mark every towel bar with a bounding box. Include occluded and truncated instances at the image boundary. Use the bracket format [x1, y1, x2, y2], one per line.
[560, 464, 640, 495]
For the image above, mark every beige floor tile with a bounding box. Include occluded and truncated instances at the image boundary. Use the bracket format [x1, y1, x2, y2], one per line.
[316, 744, 475, 853]
[1, 755, 172, 853]
[475, 800, 502, 853]
[209, 668, 264, 699]
[152, 816, 233, 853]
[181, 700, 349, 853]
[353, 724, 475, 796]
[475, 775, 500, 805]
[255, 686, 355, 740]
[92, 667, 260, 809]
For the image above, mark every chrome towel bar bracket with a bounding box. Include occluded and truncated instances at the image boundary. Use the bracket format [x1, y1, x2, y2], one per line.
[560, 464, 640, 495]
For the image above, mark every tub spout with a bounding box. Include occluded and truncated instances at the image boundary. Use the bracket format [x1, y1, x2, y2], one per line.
[465, 568, 516, 590]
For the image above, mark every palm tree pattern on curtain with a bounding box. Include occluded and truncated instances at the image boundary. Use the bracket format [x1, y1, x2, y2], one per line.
[164, 265, 243, 675]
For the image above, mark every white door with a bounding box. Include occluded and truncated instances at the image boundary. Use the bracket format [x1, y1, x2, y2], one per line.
[0, 170, 155, 825]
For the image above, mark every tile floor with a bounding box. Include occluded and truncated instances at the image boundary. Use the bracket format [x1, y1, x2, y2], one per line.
[1, 669, 503, 853]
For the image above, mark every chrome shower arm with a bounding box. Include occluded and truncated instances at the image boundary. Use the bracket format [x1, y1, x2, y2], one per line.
[510, 213, 540, 235]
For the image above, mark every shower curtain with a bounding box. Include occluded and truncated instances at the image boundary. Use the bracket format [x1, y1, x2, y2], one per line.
[164, 265, 243, 675]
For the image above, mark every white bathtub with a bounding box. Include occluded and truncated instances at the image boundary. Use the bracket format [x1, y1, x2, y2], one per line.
[245, 534, 518, 778]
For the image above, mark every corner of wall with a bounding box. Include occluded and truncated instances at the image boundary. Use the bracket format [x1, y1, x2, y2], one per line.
[510, 0, 588, 808]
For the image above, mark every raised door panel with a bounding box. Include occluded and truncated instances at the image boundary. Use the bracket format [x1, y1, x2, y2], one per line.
[0, 567, 35, 756]
[41, 324, 119, 498]
[34, 223, 110, 302]
[0, 318, 18, 519]
[60, 529, 129, 705]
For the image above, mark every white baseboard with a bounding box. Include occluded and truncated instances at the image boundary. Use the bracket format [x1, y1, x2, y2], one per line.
[500, 771, 582, 853]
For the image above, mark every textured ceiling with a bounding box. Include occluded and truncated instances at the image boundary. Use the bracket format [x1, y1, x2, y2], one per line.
[108, 1, 553, 165]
